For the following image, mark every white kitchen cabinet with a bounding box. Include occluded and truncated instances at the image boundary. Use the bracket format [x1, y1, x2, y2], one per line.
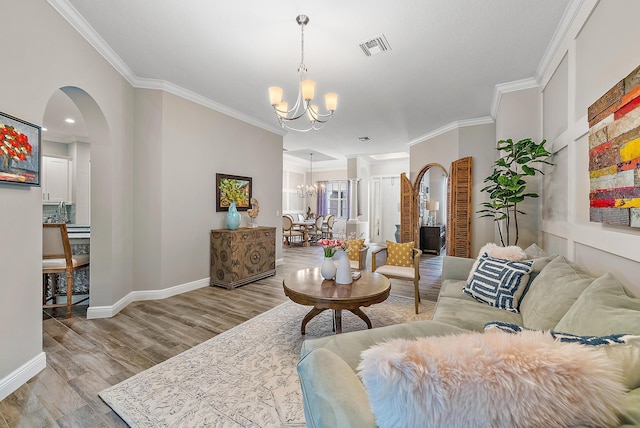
[42, 156, 72, 203]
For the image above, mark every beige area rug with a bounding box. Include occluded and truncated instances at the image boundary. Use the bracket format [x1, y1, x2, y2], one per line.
[99, 296, 435, 427]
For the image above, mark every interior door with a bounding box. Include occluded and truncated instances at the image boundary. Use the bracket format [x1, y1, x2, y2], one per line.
[446, 156, 472, 258]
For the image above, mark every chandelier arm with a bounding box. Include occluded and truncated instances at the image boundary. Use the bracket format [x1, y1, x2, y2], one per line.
[278, 120, 327, 132]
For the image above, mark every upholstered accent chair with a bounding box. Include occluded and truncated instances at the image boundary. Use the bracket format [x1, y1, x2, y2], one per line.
[371, 243, 421, 313]
[42, 223, 90, 317]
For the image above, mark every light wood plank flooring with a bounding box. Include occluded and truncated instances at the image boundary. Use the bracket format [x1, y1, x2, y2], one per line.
[0, 244, 443, 427]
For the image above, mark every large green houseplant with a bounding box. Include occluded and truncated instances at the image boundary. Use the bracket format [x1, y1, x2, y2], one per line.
[478, 138, 552, 246]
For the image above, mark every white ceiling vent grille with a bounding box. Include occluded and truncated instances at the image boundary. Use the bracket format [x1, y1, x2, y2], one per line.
[359, 35, 391, 57]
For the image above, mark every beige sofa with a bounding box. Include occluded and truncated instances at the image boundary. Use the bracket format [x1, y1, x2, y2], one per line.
[297, 255, 640, 427]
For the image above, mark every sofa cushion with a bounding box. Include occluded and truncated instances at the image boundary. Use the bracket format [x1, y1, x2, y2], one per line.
[555, 272, 640, 336]
[439, 279, 478, 300]
[515, 255, 555, 302]
[374, 264, 414, 279]
[519, 256, 595, 331]
[357, 330, 626, 428]
[463, 254, 533, 312]
[432, 295, 523, 332]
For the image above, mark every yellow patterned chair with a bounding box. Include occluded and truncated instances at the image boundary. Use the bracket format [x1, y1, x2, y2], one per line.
[371, 241, 421, 313]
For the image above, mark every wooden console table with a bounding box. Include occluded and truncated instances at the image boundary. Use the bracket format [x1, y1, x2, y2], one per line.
[210, 227, 276, 289]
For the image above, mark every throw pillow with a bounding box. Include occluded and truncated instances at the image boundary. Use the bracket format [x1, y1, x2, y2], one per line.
[484, 321, 640, 390]
[467, 243, 527, 283]
[463, 254, 533, 312]
[519, 256, 595, 331]
[358, 330, 626, 428]
[386, 240, 414, 267]
[484, 321, 634, 345]
[345, 239, 364, 261]
[523, 243, 547, 259]
[555, 272, 640, 336]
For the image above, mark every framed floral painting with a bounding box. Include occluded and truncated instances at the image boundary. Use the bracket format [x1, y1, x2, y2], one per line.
[0, 112, 41, 186]
[216, 173, 252, 211]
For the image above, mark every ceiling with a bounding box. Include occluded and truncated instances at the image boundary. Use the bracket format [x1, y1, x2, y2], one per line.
[45, 0, 572, 168]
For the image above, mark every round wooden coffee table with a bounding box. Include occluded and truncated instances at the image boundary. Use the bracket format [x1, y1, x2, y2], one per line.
[283, 267, 391, 334]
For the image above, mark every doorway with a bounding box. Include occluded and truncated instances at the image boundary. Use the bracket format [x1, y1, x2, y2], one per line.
[42, 86, 110, 316]
[370, 176, 401, 244]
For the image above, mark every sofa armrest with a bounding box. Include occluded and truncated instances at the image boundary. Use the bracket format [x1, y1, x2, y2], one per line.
[442, 255, 475, 282]
[297, 348, 376, 428]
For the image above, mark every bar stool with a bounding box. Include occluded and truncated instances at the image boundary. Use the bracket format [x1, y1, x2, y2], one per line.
[42, 223, 90, 317]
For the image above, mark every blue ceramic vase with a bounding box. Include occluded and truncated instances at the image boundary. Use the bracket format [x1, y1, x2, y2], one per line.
[226, 201, 241, 230]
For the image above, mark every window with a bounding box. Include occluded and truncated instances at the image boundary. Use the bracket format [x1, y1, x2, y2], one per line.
[326, 180, 348, 218]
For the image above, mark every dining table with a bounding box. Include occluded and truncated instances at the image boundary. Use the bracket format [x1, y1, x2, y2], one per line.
[292, 219, 316, 247]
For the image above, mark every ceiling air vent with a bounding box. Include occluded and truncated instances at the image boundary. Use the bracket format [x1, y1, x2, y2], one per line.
[359, 34, 391, 57]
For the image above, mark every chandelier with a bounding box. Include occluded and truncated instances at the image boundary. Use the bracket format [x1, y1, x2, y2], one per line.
[298, 153, 317, 198]
[269, 15, 338, 132]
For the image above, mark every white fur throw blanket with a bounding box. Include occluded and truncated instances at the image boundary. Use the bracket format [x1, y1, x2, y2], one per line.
[358, 330, 626, 428]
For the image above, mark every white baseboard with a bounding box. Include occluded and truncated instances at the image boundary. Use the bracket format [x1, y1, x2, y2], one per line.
[86, 277, 210, 319]
[0, 352, 46, 402]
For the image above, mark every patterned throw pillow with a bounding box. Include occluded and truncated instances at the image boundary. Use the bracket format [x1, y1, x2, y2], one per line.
[386, 241, 414, 267]
[484, 321, 636, 346]
[464, 254, 534, 313]
[484, 321, 640, 390]
[346, 239, 365, 261]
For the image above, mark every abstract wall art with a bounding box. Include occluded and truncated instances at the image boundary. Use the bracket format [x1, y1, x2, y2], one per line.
[588, 65, 640, 228]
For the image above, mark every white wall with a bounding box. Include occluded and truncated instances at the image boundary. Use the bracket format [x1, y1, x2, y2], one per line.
[0, 0, 283, 400]
[410, 124, 497, 256]
[459, 122, 497, 253]
[536, 0, 640, 294]
[494, 88, 543, 248]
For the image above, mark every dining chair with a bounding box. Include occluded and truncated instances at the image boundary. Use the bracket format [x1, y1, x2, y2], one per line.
[42, 223, 90, 317]
[371, 242, 421, 314]
[308, 215, 324, 244]
[282, 215, 304, 245]
[322, 214, 335, 238]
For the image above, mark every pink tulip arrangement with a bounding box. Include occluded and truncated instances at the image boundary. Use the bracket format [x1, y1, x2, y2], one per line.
[318, 238, 344, 258]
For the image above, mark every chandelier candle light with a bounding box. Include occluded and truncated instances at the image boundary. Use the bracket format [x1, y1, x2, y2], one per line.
[298, 152, 317, 198]
[269, 15, 338, 132]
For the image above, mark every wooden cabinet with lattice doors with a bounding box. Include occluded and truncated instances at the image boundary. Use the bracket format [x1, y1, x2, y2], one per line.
[398, 157, 472, 258]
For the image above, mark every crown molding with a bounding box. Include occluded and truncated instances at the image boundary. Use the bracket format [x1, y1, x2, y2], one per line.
[135, 78, 286, 136]
[47, 0, 137, 85]
[490, 78, 540, 119]
[535, 0, 584, 84]
[47, 0, 285, 137]
[408, 116, 494, 146]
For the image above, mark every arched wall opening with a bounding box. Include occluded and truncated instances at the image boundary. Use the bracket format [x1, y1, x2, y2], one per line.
[42, 86, 112, 310]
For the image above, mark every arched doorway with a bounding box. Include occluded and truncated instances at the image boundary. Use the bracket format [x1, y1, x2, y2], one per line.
[399, 157, 472, 257]
[412, 163, 448, 251]
[42, 86, 111, 313]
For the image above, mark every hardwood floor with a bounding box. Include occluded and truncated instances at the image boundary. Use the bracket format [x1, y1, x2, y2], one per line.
[0, 244, 443, 427]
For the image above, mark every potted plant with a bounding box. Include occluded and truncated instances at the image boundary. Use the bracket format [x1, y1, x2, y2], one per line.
[478, 138, 552, 246]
